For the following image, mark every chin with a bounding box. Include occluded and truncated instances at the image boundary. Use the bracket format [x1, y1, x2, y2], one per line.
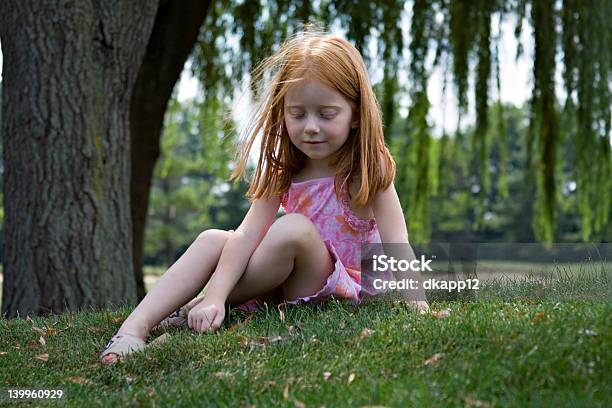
[305, 153, 331, 161]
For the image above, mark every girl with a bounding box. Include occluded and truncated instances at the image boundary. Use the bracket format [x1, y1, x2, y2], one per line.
[101, 28, 429, 364]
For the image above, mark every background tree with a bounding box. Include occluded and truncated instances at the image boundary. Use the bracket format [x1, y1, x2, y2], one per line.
[144, 94, 239, 266]
[0, 1, 158, 316]
[129, 0, 211, 299]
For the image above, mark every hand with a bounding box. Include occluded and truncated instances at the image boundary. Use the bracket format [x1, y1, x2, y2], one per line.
[187, 299, 226, 333]
[403, 300, 430, 314]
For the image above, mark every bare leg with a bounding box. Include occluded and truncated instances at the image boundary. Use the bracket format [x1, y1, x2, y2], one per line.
[186, 213, 335, 333]
[113, 229, 231, 340]
[226, 213, 335, 306]
[104, 214, 334, 360]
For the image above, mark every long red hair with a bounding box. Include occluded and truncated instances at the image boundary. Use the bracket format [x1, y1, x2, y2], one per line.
[231, 27, 395, 206]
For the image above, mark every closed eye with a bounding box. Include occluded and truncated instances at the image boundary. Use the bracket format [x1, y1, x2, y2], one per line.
[320, 109, 338, 119]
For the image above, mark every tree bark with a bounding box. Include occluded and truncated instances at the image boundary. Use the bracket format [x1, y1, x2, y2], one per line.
[130, 0, 211, 300]
[0, 0, 158, 317]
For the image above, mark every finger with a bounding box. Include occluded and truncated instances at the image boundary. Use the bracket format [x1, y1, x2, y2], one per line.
[203, 309, 215, 332]
[197, 314, 205, 333]
[201, 311, 212, 333]
[199, 310, 211, 333]
[211, 312, 224, 332]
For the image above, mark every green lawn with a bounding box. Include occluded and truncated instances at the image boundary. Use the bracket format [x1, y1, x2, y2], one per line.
[0, 269, 610, 407]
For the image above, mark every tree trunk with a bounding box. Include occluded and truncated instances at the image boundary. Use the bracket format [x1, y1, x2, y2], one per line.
[162, 177, 175, 267]
[130, 0, 211, 300]
[0, 0, 159, 317]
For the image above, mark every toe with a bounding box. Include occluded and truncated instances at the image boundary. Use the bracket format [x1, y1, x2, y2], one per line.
[102, 354, 118, 364]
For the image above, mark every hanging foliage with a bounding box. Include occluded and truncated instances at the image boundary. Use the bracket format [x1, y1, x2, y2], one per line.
[531, 0, 559, 243]
[494, 11, 509, 199]
[402, 0, 435, 242]
[378, 0, 404, 141]
[567, 0, 611, 240]
[449, 0, 477, 114]
[184, 0, 610, 242]
[472, 0, 494, 229]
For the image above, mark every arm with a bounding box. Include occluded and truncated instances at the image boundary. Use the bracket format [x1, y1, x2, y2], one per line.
[188, 195, 281, 331]
[372, 183, 429, 311]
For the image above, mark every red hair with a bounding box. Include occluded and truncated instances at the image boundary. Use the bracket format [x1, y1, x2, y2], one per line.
[231, 27, 395, 206]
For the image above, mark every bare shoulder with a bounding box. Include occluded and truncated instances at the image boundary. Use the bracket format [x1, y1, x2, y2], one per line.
[347, 149, 394, 219]
[372, 182, 399, 209]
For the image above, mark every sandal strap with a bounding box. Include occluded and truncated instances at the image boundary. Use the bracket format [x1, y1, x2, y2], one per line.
[157, 306, 189, 329]
[100, 333, 145, 359]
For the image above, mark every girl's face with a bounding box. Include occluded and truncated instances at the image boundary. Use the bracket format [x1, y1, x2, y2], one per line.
[284, 80, 356, 169]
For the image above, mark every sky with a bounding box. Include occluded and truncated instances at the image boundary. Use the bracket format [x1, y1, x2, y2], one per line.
[0, 12, 534, 137]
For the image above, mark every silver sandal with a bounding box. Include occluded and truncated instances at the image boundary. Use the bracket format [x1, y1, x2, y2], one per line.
[156, 306, 189, 330]
[100, 333, 145, 363]
[100, 333, 171, 363]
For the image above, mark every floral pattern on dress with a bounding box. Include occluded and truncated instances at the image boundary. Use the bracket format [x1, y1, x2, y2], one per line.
[237, 176, 383, 313]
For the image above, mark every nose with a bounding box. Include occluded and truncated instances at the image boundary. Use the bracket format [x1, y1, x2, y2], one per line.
[304, 116, 319, 135]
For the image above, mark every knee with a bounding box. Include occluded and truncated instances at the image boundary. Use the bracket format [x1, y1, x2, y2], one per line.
[195, 229, 232, 247]
[268, 214, 318, 249]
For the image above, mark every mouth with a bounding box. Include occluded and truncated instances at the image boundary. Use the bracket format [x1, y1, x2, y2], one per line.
[304, 141, 325, 144]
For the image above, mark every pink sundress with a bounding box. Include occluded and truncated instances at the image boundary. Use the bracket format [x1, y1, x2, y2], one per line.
[236, 176, 383, 312]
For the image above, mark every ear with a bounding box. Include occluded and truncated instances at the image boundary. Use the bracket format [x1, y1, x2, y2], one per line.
[351, 118, 359, 129]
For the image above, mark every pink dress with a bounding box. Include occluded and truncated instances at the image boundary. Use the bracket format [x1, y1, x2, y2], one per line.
[236, 176, 383, 312]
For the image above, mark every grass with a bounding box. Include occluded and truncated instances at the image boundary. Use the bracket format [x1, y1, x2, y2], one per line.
[0, 269, 610, 407]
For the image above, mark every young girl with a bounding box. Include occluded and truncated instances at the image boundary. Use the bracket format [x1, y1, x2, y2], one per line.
[101, 28, 429, 364]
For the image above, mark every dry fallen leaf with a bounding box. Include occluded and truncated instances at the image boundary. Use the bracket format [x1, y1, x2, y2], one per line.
[47, 327, 59, 336]
[359, 328, 374, 339]
[225, 315, 254, 333]
[0, 352, 7, 357]
[38, 336, 46, 347]
[348, 373, 356, 384]
[35, 353, 49, 362]
[433, 309, 451, 319]
[422, 353, 444, 366]
[213, 371, 231, 378]
[283, 384, 289, 400]
[323, 371, 331, 381]
[112, 317, 124, 323]
[66, 376, 91, 385]
[293, 399, 306, 408]
[531, 311, 545, 323]
[464, 395, 492, 407]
